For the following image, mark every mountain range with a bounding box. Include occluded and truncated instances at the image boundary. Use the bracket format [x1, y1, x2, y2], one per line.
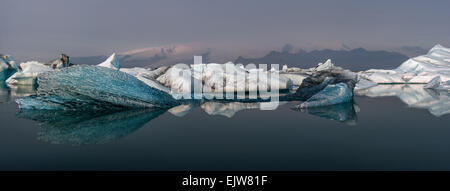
[71, 44, 414, 71]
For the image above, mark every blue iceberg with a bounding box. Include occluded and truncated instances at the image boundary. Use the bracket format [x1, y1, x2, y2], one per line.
[299, 83, 353, 108]
[16, 65, 179, 110]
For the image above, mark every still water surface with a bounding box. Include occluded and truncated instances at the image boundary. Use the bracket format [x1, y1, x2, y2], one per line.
[0, 84, 450, 170]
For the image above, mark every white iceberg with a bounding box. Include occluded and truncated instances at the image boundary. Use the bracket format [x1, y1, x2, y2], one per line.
[314, 59, 335, 71]
[357, 44, 450, 87]
[97, 53, 120, 70]
[299, 83, 353, 108]
[6, 61, 53, 85]
[157, 63, 292, 94]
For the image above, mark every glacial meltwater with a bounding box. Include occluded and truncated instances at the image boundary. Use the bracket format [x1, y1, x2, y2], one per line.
[1, 84, 450, 170]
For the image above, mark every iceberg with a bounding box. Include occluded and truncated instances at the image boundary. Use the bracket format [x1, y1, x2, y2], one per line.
[6, 61, 53, 85]
[357, 44, 450, 87]
[157, 63, 292, 94]
[45, 54, 71, 69]
[16, 65, 179, 110]
[299, 83, 353, 108]
[288, 60, 357, 101]
[97, 53, 120, 70]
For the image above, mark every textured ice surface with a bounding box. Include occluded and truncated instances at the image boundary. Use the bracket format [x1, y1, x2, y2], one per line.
[16, 65, 179, 110]
[157, 63, 292, 93]
[17, 108, 166, 145]
[98, 53, 120, 70]
[120, 66, 170, 93]
[299, 83, 353, 108]
[357, 44, 450, 86]
[6, 61, 53, 85]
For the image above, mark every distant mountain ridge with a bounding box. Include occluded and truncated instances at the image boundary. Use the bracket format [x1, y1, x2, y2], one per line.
[235, 48, 409, 71]
[72, 46, 410, 71]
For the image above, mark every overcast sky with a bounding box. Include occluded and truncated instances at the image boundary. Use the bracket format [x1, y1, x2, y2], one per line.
[1, 0, 449, 61]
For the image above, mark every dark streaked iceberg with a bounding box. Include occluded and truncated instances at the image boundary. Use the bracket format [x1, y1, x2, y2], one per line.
[17, 108, 166, 145]
[16, 65, 179, 110]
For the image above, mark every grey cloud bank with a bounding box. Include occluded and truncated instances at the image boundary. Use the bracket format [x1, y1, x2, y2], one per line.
[1, 0, 449, 61]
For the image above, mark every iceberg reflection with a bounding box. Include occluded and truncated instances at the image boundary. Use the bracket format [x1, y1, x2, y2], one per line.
[0, 83, 36, 103]
[355, 84, 450, 117]
[16, 108, 166, 145]
[292, 102, 358, 125]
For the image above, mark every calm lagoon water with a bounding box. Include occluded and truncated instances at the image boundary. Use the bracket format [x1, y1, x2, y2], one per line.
[1, 84, 450, 170]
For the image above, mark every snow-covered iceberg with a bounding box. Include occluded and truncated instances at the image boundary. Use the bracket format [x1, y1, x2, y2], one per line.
[157, 63, 293, 94]
[97, 53, 120, 70]
[357, 44, 450, 87]
[16, 65, 179, 110]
